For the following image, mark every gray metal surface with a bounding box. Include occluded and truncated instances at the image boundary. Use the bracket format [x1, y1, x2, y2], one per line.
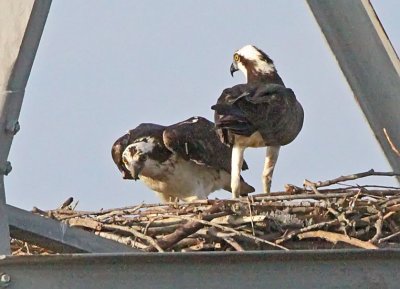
[0, 180, 9, 254]
[0, 0, 52, 254]
[306, 0, 400, 179]
[7, 205, 137, 253]
[0, 249, 399, 289]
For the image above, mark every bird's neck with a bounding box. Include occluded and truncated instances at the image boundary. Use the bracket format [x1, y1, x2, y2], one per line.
[247, 70, 285, 85]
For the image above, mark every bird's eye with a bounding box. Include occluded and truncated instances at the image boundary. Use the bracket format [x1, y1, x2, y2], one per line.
[139, 155, 147, 162]
[234, 54, 240, 62]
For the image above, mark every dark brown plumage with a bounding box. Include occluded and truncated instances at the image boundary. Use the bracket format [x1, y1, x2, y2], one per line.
[211, 45, 304, 198]
[111, 117, 254, 202]
[213, 83, 304, 146]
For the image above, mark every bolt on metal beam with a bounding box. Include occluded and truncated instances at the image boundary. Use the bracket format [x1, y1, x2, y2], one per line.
[306, 0, 400, 180]
[0, 0, 52, 254]
[0, 273, 11, 288]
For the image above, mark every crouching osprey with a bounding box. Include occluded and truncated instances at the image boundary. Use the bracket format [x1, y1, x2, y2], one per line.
[112, 117, 254, 202]
[212, 45, 304, 198]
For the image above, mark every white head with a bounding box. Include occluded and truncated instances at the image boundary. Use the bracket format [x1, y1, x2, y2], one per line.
[230, 45, 276, 81]
[122, 138, 157, 180]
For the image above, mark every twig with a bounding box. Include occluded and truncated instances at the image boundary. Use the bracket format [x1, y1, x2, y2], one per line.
[223, 237, 244, 251]
[378, 230, 400, 243]
[284, 184, 303, 194]
[102, 223, 164, 252]
[349, 185, 400, 190]
[383, 128, 400, 157]
[24, 242, 30, 254]
[174, 215, 288, 250]
[172, 238, 202, 251]
[308, 169, 400, 188]
[369, 212, 383, 244]
[182, 243, 218, 252]
[94, 231, 145, 249]
[254, 191, 358, 202]
[303, 179, 323, 195]
[146, 202, 226, 252]
[276, 220, 339, 244]
[72, 200, 79, 211]
[96, 204, 144, 221]
[247, 197, 255, 236]
[67, 218, 103, 230]
[297, 230, 378, 249]
[208, 228, 244, 251]
[349, 189, 362, 210]
[145, 224, 180, 236]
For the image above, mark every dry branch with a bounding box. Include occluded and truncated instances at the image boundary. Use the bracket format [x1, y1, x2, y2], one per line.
[383, 128, 400, 157]
[297, 230, 378, 249]
[174, 215, 288, 250]
[147, 201, 226, 252]
[276, 220, 339, 244]
[305, 169, 400, 188]
[378, 230, 400, 243]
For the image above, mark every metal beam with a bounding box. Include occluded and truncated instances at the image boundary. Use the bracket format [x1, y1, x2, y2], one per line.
[0, 0, 52, 254]
[7, 205, 137, 253]
[0, 180, 9, 255]
[0, 249, 399, 288]
[306, 0, 400, 178]
[0, 179, 8, 254]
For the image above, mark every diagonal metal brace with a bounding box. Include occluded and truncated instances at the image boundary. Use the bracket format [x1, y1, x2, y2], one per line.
[306, 0, 400, 181]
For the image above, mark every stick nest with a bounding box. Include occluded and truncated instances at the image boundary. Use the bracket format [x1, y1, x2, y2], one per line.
[10, 169, 400, 254]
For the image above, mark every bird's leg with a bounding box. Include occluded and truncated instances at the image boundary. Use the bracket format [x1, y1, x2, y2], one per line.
[263, 146, 280, 194]
[231, 144, 245, 198]
[156, 193, 177, 203]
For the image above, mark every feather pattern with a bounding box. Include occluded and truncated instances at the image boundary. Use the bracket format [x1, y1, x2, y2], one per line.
[212, 83, 304, 146]
[111, 117, 254, 202]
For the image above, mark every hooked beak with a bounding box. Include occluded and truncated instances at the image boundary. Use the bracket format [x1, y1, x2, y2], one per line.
[122, 170, 132, 180]
[230, 62, 239, 77]
[130, 163, 144, 181]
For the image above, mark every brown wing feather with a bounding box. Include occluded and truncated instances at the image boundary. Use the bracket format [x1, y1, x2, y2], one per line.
[212, 83, 304, 146]
[162, 116, 249, 172]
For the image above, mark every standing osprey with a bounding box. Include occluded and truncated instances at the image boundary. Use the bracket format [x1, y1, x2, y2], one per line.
[212, 45, 304, 198]
[112, 117, 254, 202]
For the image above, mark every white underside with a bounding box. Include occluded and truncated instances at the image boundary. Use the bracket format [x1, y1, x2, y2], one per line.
[139, 155, 231, 202]
[233, 131, 265, 147]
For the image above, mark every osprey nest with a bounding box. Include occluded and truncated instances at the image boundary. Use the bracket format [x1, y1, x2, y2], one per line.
[11, 169, 400, 255]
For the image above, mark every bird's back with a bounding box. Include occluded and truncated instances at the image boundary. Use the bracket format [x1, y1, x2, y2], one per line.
[213, 83, 304, 147]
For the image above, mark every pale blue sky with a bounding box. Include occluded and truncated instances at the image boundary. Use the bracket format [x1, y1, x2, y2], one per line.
[6, 1, 400, 210]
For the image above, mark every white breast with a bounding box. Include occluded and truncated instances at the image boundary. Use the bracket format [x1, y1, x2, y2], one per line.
[138, 155, 230, 202]
[234, 131, 265, 147]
